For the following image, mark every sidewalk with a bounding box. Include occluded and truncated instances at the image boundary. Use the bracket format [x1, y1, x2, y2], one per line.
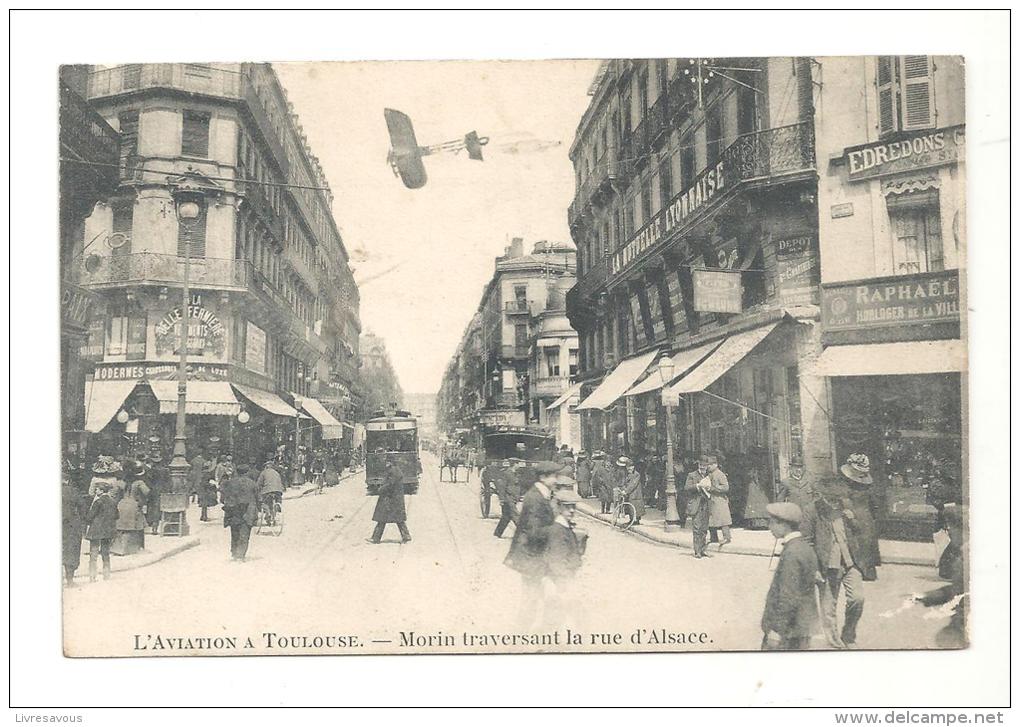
[282, 467, 363, 500]
[80, 529, 200, 574]
[575, 498, 940, 567]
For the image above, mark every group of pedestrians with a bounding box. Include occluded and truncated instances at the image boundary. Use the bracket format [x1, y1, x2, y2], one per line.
[502, 461, 588, 630]
[61, 452, 170, 585]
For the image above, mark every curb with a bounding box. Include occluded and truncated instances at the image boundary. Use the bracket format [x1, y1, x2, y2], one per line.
[283, 469, 363, 500]
[110, 537, 201, 573]
[576, 502, 934, 567]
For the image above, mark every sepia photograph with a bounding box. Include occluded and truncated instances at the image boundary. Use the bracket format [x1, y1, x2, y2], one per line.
[9, 7, 1011, 715]
[59, 51, 969, 657]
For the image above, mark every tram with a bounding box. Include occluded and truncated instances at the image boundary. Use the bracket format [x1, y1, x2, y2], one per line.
[364, 409, 421, 495]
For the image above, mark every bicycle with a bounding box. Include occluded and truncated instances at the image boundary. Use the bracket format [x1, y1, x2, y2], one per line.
[256, 494, 284, 536]
[611, 487, 637, 530]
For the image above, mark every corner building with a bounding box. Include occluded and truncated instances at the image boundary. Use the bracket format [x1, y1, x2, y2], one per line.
[813, 56, 966, 540]
[74, 63, 361, 462]
[566, 58, 830, 526]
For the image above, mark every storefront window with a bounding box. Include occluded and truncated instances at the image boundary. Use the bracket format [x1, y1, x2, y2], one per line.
[832, 373, 962, 538]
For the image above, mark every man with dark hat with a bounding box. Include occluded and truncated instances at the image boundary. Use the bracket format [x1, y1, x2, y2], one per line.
[145, 452, 166, 535]
[504, 460, 560, 628]
[366, 459, 411, 544]
[761, 502, 818, 650]
[684, 454, 725, 558]
[492, 459, 518, 539]
[220, 463, 259, 561]
[590, 451, 614, 514]
[575, 451, 591, 499]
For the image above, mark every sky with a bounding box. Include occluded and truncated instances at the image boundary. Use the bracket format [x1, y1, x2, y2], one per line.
[274, 60, 600, 395]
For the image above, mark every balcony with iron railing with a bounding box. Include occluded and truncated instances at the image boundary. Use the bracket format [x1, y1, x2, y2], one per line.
[607, 121, 816, 282]
[282, 245, 320, 296]
[499, 344, 530, 360]
[241, 181, 285, 247]
[87, 64, 242, 101]
[504, 299, 533, 316]
[79, 252, 251, 291]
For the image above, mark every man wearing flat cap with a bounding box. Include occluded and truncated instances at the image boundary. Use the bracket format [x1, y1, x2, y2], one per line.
[761, 502, 818, 650]
[542, 489, 587, 629]
[504, 460, 560, 628]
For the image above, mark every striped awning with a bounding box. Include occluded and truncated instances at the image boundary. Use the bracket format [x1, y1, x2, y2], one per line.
[146, 381, 241, 416]
[232, 384, 306, 418]
[666, 322, 781, 397]
[83, 380, 138, 433]
[293, 395, 343, 440]
[576, 349, 659, 411]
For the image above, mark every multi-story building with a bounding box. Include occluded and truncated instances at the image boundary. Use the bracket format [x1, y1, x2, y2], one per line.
[73, 62, 361, 462]
[813, 56, 966, 539]
[60, 65, 120, 458]
[566, 58, 826, 526]
[438, 238, 577, 439]
[529, 274, 581, 450]
[403, 392, 438, 442]
[359, 330, 404, 415]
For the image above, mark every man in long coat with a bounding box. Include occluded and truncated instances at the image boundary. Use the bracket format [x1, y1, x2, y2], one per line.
[590, 452, 614, 514]
[492, 459, 518, 538]
[504, 461, 560, 628]
[62, 471, 87, 586]
[800, 475, 877, 648]
[761, 502, 819, 650]
[85, 482, 118, 581]
[220, 463, 260, 561]
[367, 459, 410, 543]
[542, 489, 586, 629]
[618, 456, 645, 525]
[684, 453, 726, 558]
[574, 452, 591, 499]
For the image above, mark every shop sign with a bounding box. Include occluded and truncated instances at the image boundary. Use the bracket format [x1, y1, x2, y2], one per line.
[775, 235, 812, 260]
[830, 203, 854, 219]
[477, 410, 525, 427]
[245, 322, 267, 375]
[844, 125, 964, 182]
[92, 362, 229, 381]
[61, 283, 95, 330]
[692, 269, 742, 314]
[154, 304, 226, 357]
[821, 269, 960, 333]
[609, 160, 727, 278]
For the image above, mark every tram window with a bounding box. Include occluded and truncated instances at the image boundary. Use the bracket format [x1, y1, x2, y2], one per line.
[368, 429, 416, 452]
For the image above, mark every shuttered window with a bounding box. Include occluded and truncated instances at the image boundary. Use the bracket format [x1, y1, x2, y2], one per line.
[877, 55, 936, 137]
[181, 111, 210, 157]
[900, 55, 936, 130]
[177, 204, 207, 258]
[110, 199, 133, 256]
[888, 190, 944, 275]
[118, 111, 138, 180]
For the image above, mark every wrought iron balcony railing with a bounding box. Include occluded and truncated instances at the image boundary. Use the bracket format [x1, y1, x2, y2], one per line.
[79, 252, 251, 290]
[721, 121, 815, 181]
[88, 64, 243, 100]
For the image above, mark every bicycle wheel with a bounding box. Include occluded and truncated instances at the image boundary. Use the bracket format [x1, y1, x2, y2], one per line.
[479, 486, 492, 518]
[613, 502, 636, 530]
[273, 503, 284, 536]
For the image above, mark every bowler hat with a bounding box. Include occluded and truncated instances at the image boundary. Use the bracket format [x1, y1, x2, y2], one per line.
[591, 451, 605, 460]
[840, 453, 873, 485]
[766, 502, 803, 526]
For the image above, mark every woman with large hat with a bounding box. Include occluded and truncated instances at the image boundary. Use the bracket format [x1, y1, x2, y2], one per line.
[838, 453, 882, 580]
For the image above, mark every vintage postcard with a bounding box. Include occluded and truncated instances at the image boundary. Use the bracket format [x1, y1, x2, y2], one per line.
[59, 54, 968, 658]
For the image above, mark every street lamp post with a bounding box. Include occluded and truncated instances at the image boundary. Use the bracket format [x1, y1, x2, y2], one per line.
[167, 192, 203, 496]
[658, 354, 682, 531]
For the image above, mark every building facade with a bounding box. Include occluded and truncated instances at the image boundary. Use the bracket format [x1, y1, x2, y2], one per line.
[813, 56, 966, 539]
[73, 63, 361, 463]
[359, 330, 404, 415]
[438, 238, 577, 442]
[60, 66, 121, 462]
[566, 58, 828, 527]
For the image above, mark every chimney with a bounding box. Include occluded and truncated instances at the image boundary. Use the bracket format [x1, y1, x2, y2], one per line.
[510, 237, 524, 258]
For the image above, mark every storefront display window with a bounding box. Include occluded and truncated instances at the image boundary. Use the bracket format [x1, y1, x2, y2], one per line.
[832, 373, 962, 538]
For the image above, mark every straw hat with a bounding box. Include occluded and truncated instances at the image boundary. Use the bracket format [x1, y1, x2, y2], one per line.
[840, 453, 873, 486]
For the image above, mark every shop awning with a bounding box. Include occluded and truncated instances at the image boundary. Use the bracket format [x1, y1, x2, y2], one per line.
[293, 394, 343, 439]
[576, 349, 659, 411]
[547, 381, 583, 411]
[624, 339, 724, 397]
[667, 322, 782, 396]
[814, 340, 967, 376]
[83, 380, 138, 433]
[147, 381, 241, 416]
[232, 384, 305, 418]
